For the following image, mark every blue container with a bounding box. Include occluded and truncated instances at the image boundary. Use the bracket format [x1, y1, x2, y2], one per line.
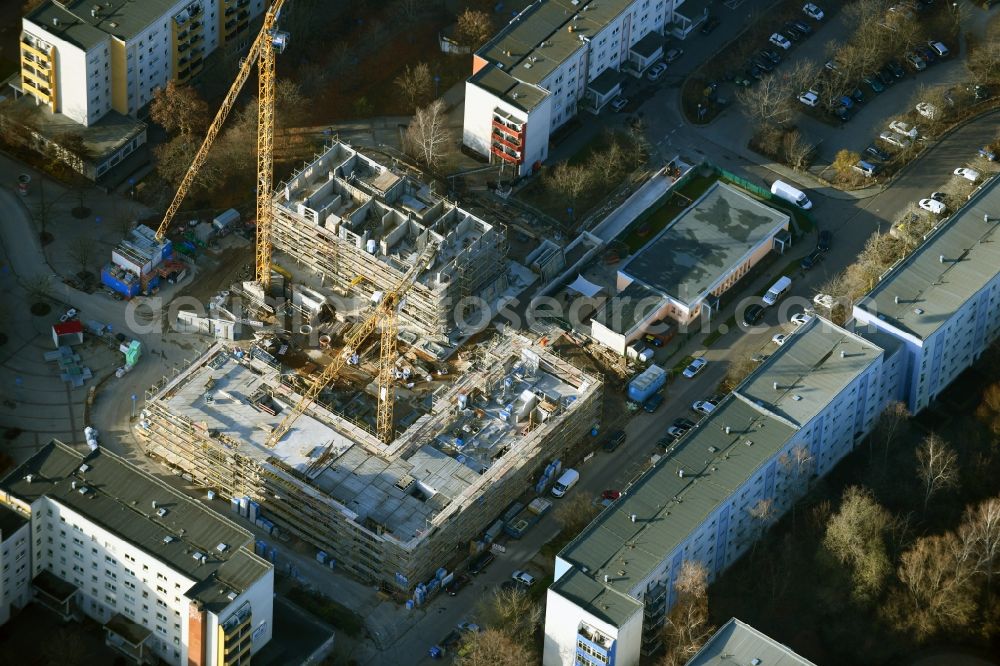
[230, 497, 241, 514]
[101, 267, 140, 297]
[255, 540, 267, 556]
[239, 497, 249, 517]
[248, 501, 259, 522]
[267, 547, 277, 563]
[405, 599, 414, 610]
[435, 567, 447, 581]
[161, 240, 173, 259]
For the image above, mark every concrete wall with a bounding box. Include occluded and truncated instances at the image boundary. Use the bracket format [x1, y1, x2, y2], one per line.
[0, 520, 31, 625]
[543, 587, 643, 666]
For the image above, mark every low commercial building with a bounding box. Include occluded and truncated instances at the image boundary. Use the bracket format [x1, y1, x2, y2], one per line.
[853, 177, 1000, 414]
[463, 0, 676, 176]
[543, 316, 902, 665]
[590, 181, 790, 353]
[140, 335, 601, 594]
[0, 440, 273, 666]
[687, 617, 817, 666]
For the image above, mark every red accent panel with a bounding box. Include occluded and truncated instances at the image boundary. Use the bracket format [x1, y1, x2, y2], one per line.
[188, 603, 204, 666]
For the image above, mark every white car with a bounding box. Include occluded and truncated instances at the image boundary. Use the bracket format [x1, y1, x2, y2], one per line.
[879, 131, 912, 149]
[813, 293, 836, 309]
[791, 313, 812, 327]
[919, 198, 947, 214]
[803, 2, 825, 19]
[798, 90, 820, 107]
[682, 357, 707, 378]
[954, 167, 981, 182]
[646, 62, 668, 81]
[512, 570, 536, 587]
[889, 120, 918, 140]
[916, 102, 939, 120]
[772, 333, 788, 346]
[769, 33, 792, 50]
[692, 400, 717, 415]
[60, 308, 78, 322]
[610, 97, 628, 112]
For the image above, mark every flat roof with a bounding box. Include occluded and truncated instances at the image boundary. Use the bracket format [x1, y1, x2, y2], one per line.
[591, 282, 665, 336]
[469, 66, 550, 113]
[629, 30, 663, 59]
[27, 0, 180, 50]
[8, 95, 146, 159]
[856, 177, 1000, 341]
[738, 317, 885, 427]
[0, 504, 28, 537]
[620, 182, 790, 307]
[550, 567, 642, 627]
[0, 440, 270, 610]
[688, 618, 817, 666]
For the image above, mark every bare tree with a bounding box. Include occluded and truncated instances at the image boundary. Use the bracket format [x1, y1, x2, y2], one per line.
[894, 532, 978, 640]
[735, 73, 796, 128]
[554, 492, 600, 537]
[395, 62, 434, 109]
[24, 274, 53, 303]
[456, 8, 494, 49]
[915, 433, 958, 510]
[403, 101, 452, 170]
[874, 401, 910, 465]
[661, 561, 714, 666]
[967, 26, 1000, 85]
[476, 586, 542, 648]
[154, 136, 222, 191]
[544, 161, 592, 208]
[975, 383, 1000, 436]
[150, 81, 209, 137]
[831, 149, 862, 181]
[69, 237, 97, 277]
[748, 498, 776, 557]
[821, 486, 893, 603]
[721, 353, 758, 393]
[456, 628, 534, 666]
[782, 129, 814, 170]
[960, 496, 1000, 595]
[778, 445, 814, 527]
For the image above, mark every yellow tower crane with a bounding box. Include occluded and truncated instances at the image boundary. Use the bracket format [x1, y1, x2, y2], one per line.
[266, 241, 438, 446]
[152, 0, 289, 292]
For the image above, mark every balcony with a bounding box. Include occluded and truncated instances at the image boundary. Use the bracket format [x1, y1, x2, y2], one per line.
[491, 131, 523, 151]
[491, 118, 524, 138]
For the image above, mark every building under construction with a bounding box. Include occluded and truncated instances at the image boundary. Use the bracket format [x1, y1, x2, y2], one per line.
[138, 335, 601, 592]
[270, 141, 509, 342]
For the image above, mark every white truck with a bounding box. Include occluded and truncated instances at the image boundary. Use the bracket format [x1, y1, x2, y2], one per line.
[770, 180, 813, 210]
[551, 468, 580, 498]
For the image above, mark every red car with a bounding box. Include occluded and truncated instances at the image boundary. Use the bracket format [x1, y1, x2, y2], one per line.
[602, 490, 621, 501]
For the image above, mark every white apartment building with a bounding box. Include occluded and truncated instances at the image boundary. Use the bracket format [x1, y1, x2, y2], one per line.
[0, 440, 273, 666]
[853, 177, 1000, 414]
[0, 506, 32, 625]
[19, 0, 264, 127]
[463, 0, 676, 176]
[543, 317, 904, 666]
[687, 618, 817, 666]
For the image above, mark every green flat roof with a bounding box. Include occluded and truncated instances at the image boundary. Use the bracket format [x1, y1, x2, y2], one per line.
[620, 182, 790, 307]
[592, 281, 665, 336]
[1, 441, 270, 610]
[469, 66, 550, 113]
[0, 504, 28, 536]
[550, 567, 643, 627]
[739, 317, 885, 427]
[688, 618, 817, 666]
[27, 0, 182, 50]
[856, 177, 1000, 341]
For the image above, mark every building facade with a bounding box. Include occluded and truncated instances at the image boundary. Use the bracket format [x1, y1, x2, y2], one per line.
[0, 506, 31, 626]
[0, 441, 273, 666]
[543, 317, 903, 665]
[19, 0, 265, 127]
[853, 177, 1000, 414]
[463, 0, 677, 176]
[687, 618, 817, 666]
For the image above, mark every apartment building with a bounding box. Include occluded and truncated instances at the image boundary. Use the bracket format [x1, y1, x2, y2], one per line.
[463, 0, 676, 176]
[0, 506, 31, 625]
[19, 0, 264, 127]
[0, 440, 273, 666]
[542, 316, 903, 666]
[853, 177, 1000, 414]
[687, 618, 817, 666]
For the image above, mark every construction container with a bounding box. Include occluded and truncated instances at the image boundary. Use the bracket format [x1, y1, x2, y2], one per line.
[528, 498, 552, 515]
[627, 365, 666, 404]
[502, 502, 524, 523]
[504, 499, 552, 539]
[255, 540, 267, 556]
[239, 497, 249, 517]
[231, 497, 241, 514]
[212, 208, 240, 234]
[101, 264, 140, 298]
[484, 519, 504, 543]
[267, 546, 277, 563]
[248, 500, 259, 522]
[316, 550, 328, 565]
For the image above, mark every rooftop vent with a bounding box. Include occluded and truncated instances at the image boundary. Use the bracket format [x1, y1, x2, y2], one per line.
[773, 381, 779, 390]
[24, 474, 33, 484]
[939, 254, 945, 263]
[630, 513, 637, 523]
[78, 485, 91, 495]
[227, 591, 237, 601]
[162, 535, 176, 544]
[109, 21, 118, 28]
[914, 307, 925, 315]
[52, 17, 59, 27]
[78, 464, 90, 474]
[745, 440, 753, 447]
[604, 574, 609, 583]
[752, 660, 762, 666]
[192, 550, 204, 561]
[894, 295, 900, 304]
[156, 507, 168, 518]
[678, 469, 685, 478]
[216, 542, 229, 553]
[792, 395, 803, 401]
[724, 426, 731, 434]
[840, 350, 846, 358]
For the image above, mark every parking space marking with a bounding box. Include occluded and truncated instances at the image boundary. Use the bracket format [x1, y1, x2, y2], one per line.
[724, 0, 744, 9]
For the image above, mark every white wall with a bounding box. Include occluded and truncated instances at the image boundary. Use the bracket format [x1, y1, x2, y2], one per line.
[543, 587, 643, 666]
[22, 20, 106, 126]
[0, 520, 31, 625]
[462, 81, 550, 177]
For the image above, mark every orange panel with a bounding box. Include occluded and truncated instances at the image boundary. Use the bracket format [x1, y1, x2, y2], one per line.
[188, 603, 205, 666]
[472, 54, 489, 75]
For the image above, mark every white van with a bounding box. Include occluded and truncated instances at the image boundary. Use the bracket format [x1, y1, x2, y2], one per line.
[551, 469, 580, 498]
[770, 180, 813, 210]
[763, 276, 792, 306]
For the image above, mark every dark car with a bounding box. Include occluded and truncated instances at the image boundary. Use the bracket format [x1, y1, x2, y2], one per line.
[746, 63, 764, 79]
[832, 104, 851, 122]
[850, 87, 864, 103]
[700, 15, 720, 34]
[781, 25, 803, 41]
[752, 56, 774, 73]
[876, 69, 893, 87]
[468, 551, 495, 575]
[865, 144, 891, 161]
[758, 49, 782, 65]
[643, 394, 664, 413]
[886, 60, 906, 79]
[743, 303, 765, 326]
[603, 429, 627, 452]
[904, 51, 926, 72]
[791, 19, 813, 35]
[863, 75, 885, 93]
[800, 248, 824, 270]
[657, 435, 676, 450]
[446, 573, 470, 596]
[915, 45, 937, 64]
[817, 230, 832, 252]
[673, 417, 696, 431]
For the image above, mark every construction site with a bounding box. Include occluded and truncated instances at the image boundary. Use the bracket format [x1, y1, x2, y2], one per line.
[137, 334, 601, 593]
[270, 141, 513, 343]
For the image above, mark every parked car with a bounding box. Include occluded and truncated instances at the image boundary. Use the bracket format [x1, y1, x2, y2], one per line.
[915, 45, 937, 64]
[646, 62, 668, 81]
[904, 51, 927, 71]
[603, 429, 627, 452]
[657, 434, 677, 449]
[970, 84, 989, 101]
[800, 248, 824, 270]
[832, 105, 852, 122]
[886, 60, 906, 79]
[978, 146, 998, 161]
[791, 19, 813, 34]
[954, 167, 981, 182]
[853, 160, 881, 177]
[700, 15, 721, 33]
[863, 75, 885, 93]
[824, 59, 841, 71]
[818, 230, 832, 252]
[850, 87, 864, 103]
[798, 90, 820, 107]
[446, 574, 470, 596]
[769, 32, 792, 49]
[916, 102, 939, 119]
[512, 570, 536, 587]
[889, 120, 919, 139]
[469, 551, 495, 575]
[747, 63, 765, 80]
[783, 23, 805, 40]
[456, 621, 482, 634]
[743, 303, 765, 326]
[803, 2, 825, 19]
[865, 145, 891, 161]
[610, 97, 629, 112]
[875, 69, 894, 87]
[772, 333, 788, 346]
[602, 489, 622, 500]
[752, 56, 774, 72]
[692, 400, 717, 415]
[879, 131, 912, 149]
[814, 293, 836, 309]
[682, 357, 707, 378]
[643, 393, 664, 413]
[60, 308, 78, 322]
[665, 47, 684, 63]
[643, 333, 664, 347]
[759, 48, 782, 65]
[791, 313, 812, 327]
[931, 191, 947, 202]
[928, 40, 950, 57]
[919, 198, 947, 214]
